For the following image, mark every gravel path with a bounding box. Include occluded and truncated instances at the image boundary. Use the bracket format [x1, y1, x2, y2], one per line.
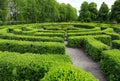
[65, 41, 107, 81]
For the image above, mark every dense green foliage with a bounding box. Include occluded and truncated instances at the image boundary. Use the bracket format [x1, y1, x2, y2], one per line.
[85, 38, 109, 61]
[0, 0, 78, 23]
[0, 34, 64, 42]
[0, 52, 71, 81]
[100, 49, 120, 81]
[41, 64, 99, 81]
[68, 35, 111, 47]
[0, 39, 65, 54]
[112, 40, 120, 49]
[110, 0, 120, 23]
[97, 2, 109, 22]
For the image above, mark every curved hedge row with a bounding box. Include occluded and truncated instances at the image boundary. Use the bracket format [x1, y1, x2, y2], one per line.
[41, 64, 99, 81]
[100, 49, 120, 81]
[85, 38, 109, 61]
[0, 39, 65, 54]
[67, 27, 101, 33]
[112, 40, 120, 49]
[0, 52, 71, 81]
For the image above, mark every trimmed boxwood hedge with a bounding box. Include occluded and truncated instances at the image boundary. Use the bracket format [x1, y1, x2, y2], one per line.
[105, 33, 120, 40]
[100, 49, 120, 81]
[68, 35, 111, 47]
[112, 40, 120, 49]
[34, 33, 65, 38]
[0, 34, 64, 43]
[67, 27, 101, 33]
[85, 38, 109, 61]
[68, 31, 103, 37]
[0, 39, 65, 54]
[41, 64, 99, 81]
[0, 52, 71, 81]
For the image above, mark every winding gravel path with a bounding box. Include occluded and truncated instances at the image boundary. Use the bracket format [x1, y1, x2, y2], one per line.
[65, 41, 107, 81]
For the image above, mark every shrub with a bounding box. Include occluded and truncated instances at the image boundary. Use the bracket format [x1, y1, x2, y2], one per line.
[112, 40, 120, 49]
[34, 33, 65, 38]
[68, 35, 111, 47]
[41, 64, 99, 81]
[67, 27, 101, 33]
[0, 39, 65, 54]
[100, 49, 120, 81]
[85, 38, 109, 61]
[0, 52, 71, 81]
[68, 31, 103, 37]
[0, 34, 64, 43]
[102, 28, 114, 33]
[74, 24, 95, 29]
[105, 33, 120, 40]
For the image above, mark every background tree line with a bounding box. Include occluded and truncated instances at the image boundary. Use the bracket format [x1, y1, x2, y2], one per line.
[78, 0, 120, 23]
[0, 0, 120, 24]
[0, 0, 77, 23]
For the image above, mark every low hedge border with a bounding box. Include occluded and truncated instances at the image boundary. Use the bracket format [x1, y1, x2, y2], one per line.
[100, 49, 120, 81]
[0, 39, 65, 54]
[68, 35, 111, 47]
[112, 40, 120, 49]
[85, 38, 109, 61]
[0, 52, 71, 81]
[0, 34, 64, 43]
[41, 64, 99, 81]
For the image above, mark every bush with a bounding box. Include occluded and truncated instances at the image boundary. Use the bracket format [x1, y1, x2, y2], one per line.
[74, 24, 95, 29]
[68, 35, 111, 47]
[105, 33, 120, 40]
[35, 33, 65, 38]
[100, 49, 120, 81]
[38, 30, 65, 33]
[0, 34, 64, 43]
[68, 31, 103, 37]
[67, 27, 101, 33]
[0, 51, 71, 81]
[85, 38, 109, 61]
[113, 27, 120, 33]
[112, 40, 120, 49]
[0, 39, 65, 54]
[41, 64, 98, 81]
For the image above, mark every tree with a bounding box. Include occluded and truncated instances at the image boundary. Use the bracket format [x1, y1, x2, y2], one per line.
[97, 2, 109, 22]
[66, 4, 78, 21]
[0, 0, 7, 21]
[78, 1, 91, 22]
[88, 2, 98, 21]
[110, 0, 120, 23]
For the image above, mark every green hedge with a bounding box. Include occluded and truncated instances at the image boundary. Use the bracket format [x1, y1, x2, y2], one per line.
[0, 52, 71, 81]
[34, 33, 65, 38]
[68, 36, 90, 47]
[41, 64, 99, 81]
[38, 30, 65, 33]
[68, 31, 103, 37]
[0, 39, 65, 54]
[85, 38, 109, 61]
[113, 27, 120, 33]
[112, 40, 120, 49]
[67, 27, 101, 33]
[74, 24, 95, 29]
[0, 34, 64, 43]
[100, 49, 120, 81]
[68, 35, 111, 47]
[105, 33, 120, 40]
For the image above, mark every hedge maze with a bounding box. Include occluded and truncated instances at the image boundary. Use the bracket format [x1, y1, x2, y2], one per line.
[0, 23, 120, 81]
